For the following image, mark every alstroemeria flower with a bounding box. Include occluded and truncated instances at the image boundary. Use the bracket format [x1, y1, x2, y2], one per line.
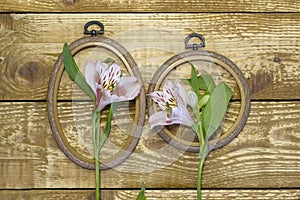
[149, 81, 195, 130]
[85, 61, 141, 111]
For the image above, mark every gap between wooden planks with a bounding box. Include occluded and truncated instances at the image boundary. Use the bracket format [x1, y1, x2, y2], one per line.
[0, 101, 299, 189]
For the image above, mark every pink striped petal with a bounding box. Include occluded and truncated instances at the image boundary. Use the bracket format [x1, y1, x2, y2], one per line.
[96, 76, 141, 111]
[85, 61, 99, 94]
[115, 77, 140, 99]
[149, 91, 167, 111]
[100, 63, 121, 87]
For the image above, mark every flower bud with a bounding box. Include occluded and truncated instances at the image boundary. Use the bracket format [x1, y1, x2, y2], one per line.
[198, 94, 210, 108]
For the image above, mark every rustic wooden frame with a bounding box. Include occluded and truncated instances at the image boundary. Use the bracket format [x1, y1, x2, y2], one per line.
[47, 36, 146, 170]
[148, 49, 251, 152]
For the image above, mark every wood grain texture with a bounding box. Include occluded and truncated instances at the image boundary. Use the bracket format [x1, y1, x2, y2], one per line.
[0, 0, 299, 12]
[1, 189, 300, 200]
[0, 13, 299, 100]
[0, 1, 299, 198]
[0, 101, 299, 189]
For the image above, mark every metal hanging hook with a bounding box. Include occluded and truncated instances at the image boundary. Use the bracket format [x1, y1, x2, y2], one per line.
[84, 21, 104, 36]
[185, 33, 205, 50]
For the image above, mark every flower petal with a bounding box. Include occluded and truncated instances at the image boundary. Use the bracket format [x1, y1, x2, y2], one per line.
[101, 62, 121, 86]
[171, 105, 194, 128]
[187, 91, 198, 109]
[115, 77, 141, 100]
[95, 61, 107, 76]
[96, 90, 115, 111]
[174, 82, 188, 106]
[163, 81, 176, 103]
[95, 87, 103, 109]
[85, 61, 98, 94]
[163, 80, 174, 92]
[148, 81, 195, 130]
[98, 92, 133, 111]
[149, 91, 167, 111]
[148, 111, 170, 130]
[149, 106, 194, 130]
[96, 77, 141, 111]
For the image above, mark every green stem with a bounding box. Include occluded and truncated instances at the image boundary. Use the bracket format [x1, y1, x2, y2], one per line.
[197, 121, 205, 148]
[195, 116, 209, 200]
[197, 121, 206, 200]
[92, 110, 101, 200]
[197, 156, 206, 200]
[95, 150, 100, 200]
[96, 111, 101, 151]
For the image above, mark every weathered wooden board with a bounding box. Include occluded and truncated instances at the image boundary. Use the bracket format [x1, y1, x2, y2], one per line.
[0, 101, 299, 189]
[0, 2, 299, 198]
[0, 0, 299, 12]
[0, 14, 299, 100]
[1, 189, 300, 200]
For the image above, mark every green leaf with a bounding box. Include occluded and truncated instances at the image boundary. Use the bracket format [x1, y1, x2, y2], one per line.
[103, 57, 114, 64]
[136, 183, 147, 200]
[198, 75, 216, 94]
[190, 63, 200, 97]
[62, 43, 95, 101]
[201, 82, 232, 139]
[184, 74, 215, 95]
[98, 103, 118, 151]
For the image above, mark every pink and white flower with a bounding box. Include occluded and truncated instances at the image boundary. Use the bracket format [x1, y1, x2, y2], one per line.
[85, 61, 141, 111]
[149, 81, 195, 130]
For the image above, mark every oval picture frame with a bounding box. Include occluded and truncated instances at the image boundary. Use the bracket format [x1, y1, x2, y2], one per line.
[148, 49, 251, 152]
[48, 36, 146, 170]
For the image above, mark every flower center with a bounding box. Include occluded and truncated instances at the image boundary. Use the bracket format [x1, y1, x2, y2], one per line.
[165, 88, 178, 109]
[102, 80, 116, 93]
[166, 97, 178, 108]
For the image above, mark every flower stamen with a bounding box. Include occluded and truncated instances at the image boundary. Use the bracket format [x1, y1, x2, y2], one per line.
[167, 98, 178, 108]
[103, 80, 116, 93]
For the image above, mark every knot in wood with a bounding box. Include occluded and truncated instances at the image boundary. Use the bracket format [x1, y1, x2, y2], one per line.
[18, 62, 41, 84]
[62, 0, 77, 6]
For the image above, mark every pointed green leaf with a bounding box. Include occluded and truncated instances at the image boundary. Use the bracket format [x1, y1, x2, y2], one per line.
[184, 74, 215, 95]
[198, 75, 216, 94]
[201, 82, 232, 139]
[136, 183, 147, 200]
[224, 83, 233, 103]
[103, 57, 114, 64]
[98, 103, 117, 150]
[190, 63, 200, 97]
[62, 43, 95, 101]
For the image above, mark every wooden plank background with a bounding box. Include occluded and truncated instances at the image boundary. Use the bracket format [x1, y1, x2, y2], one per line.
[0, 1, 299, 200]
[0, 0, 300, 12]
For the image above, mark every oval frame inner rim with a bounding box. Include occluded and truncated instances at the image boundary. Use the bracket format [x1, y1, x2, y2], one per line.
[48, 36, 146, 170]
[148, 50, 251, 153]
